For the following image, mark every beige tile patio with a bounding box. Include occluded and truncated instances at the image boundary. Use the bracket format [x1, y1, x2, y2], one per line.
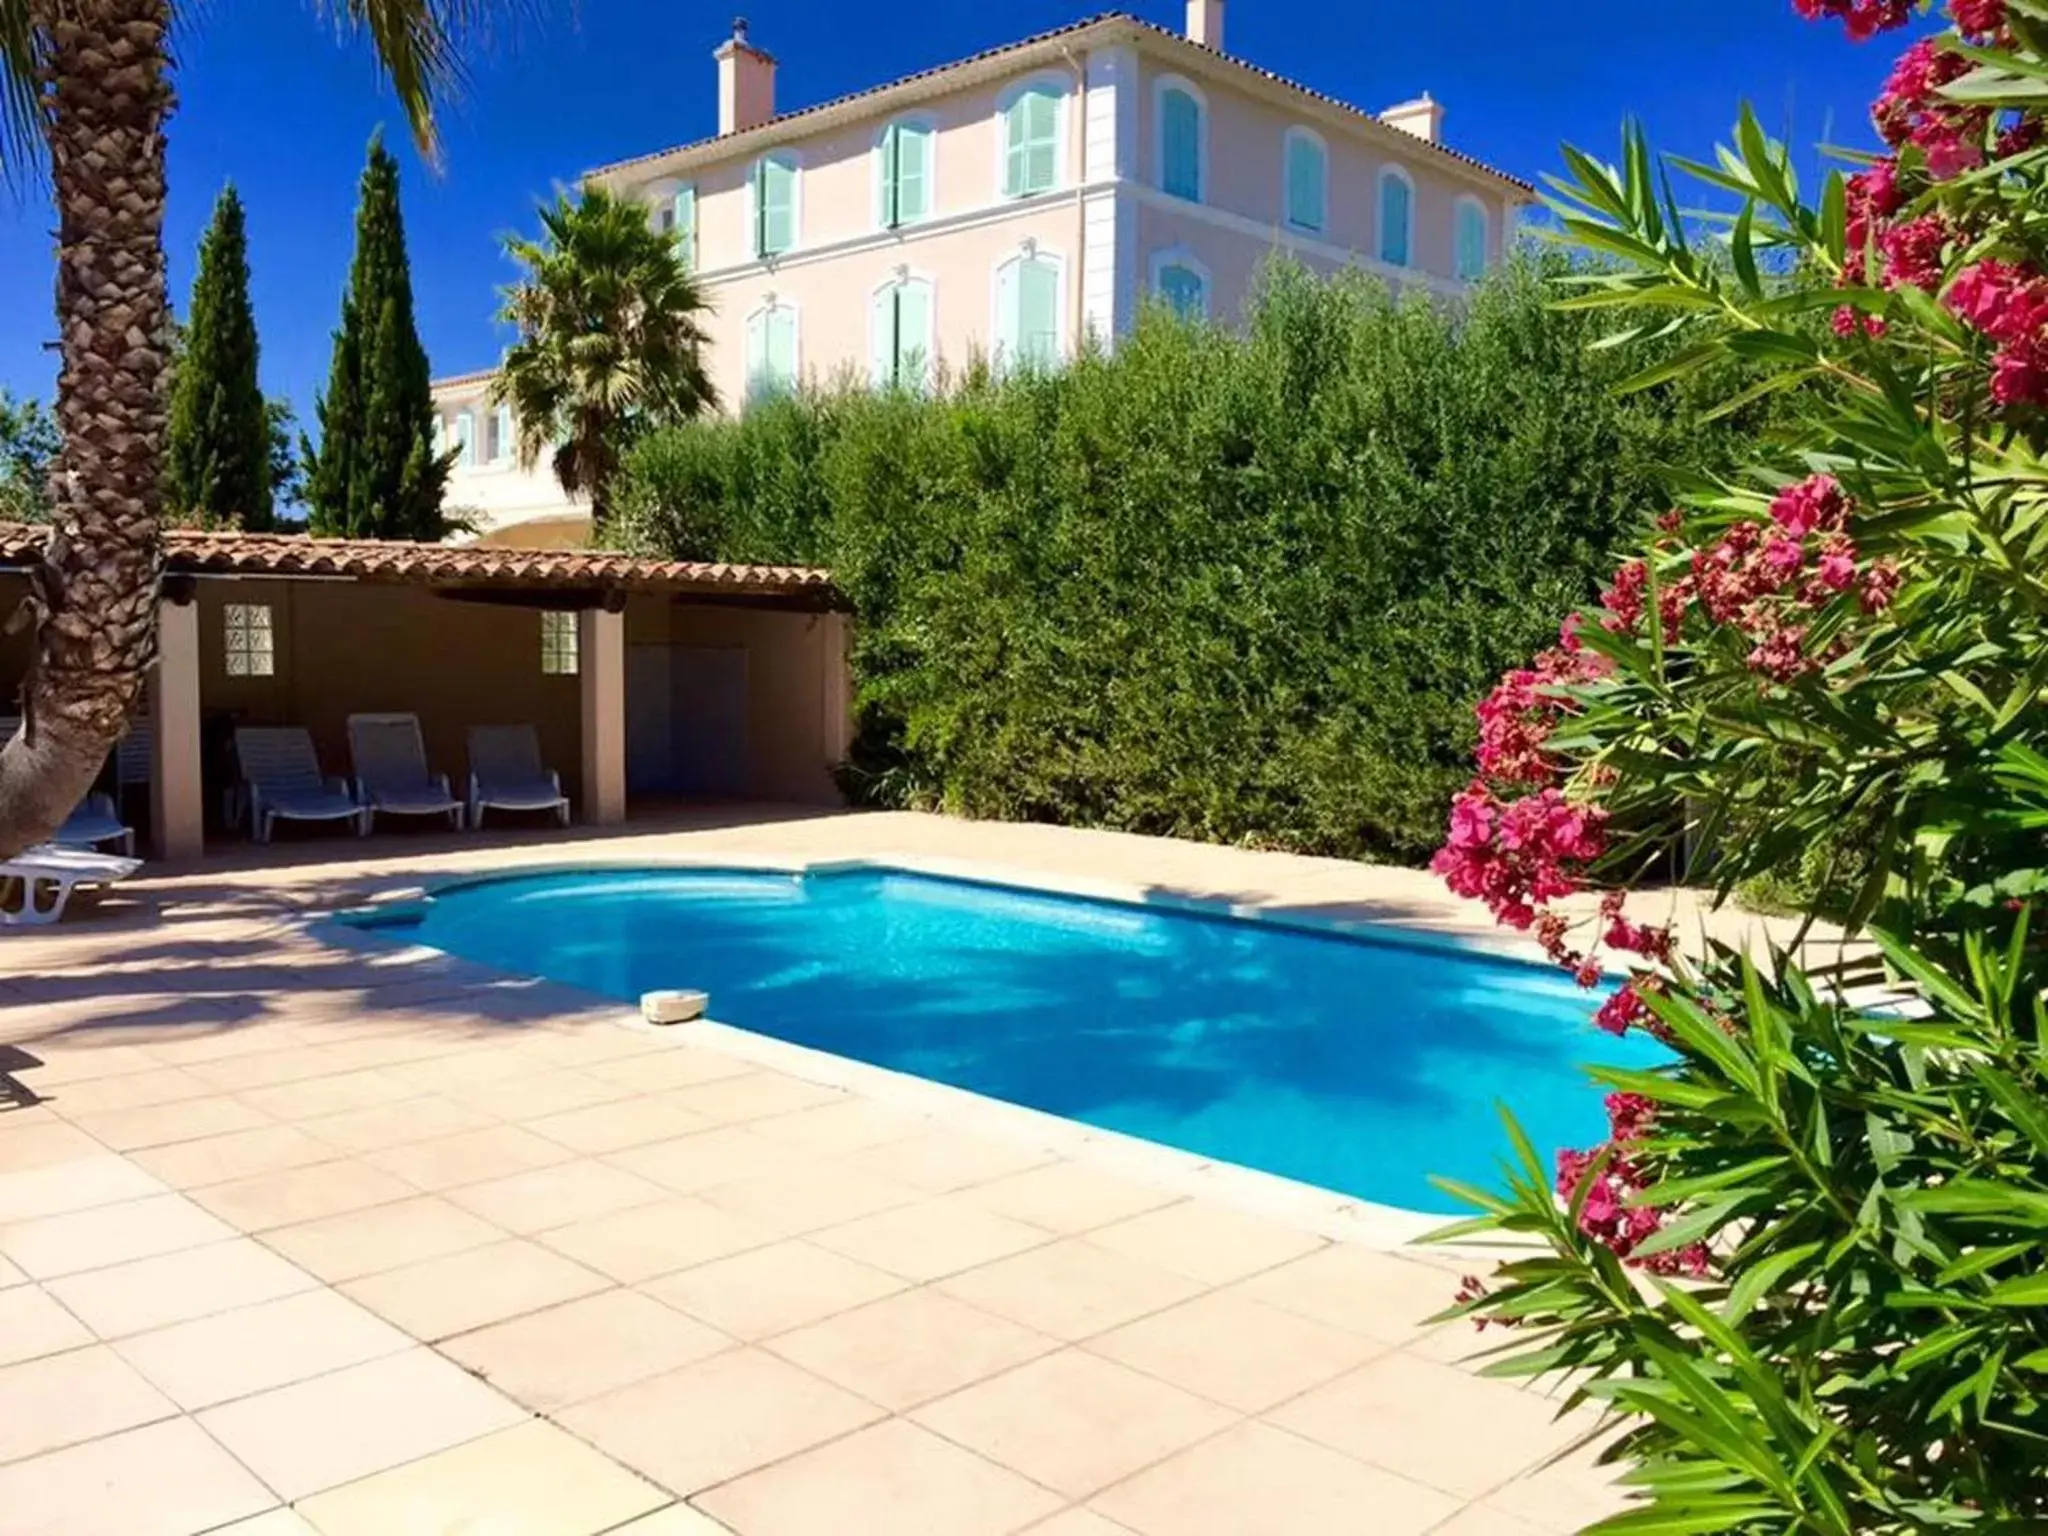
[642, 1238, 908, 1341]
[845, 1127, 1057, 1194]
[445, 1158, 668, 1234]
[210, 1510, 323, 1536]
[604, 1126, 809, 1193]
[665, 1069, 846, 1124]
[585, 1047, 754, 1092]
[1476, 1439, 1632, 1532]
[0, 1115, 107, 1172]
[297, 1094, 498, 1154]
[41, 1064, 216, 1115]
[47, 1236, 318, 1337]
[67, 1093, 274, 1152]
[293, 1418, 670, 1536]
[697, 1418, 1061, 1536]
[190, 1157, 417, 1231]
[7, 1041, 165, 1086]
[937, 1236, 1206, 1342]
[558, 1346, 884, 1497]
[526, 1095, 712, 1155]
[339, 1237, 610, 1341]
[809, 1192, 1054, 1281]
[540, 1195, 778, 1284]
[115, 1286, 413, 1410]
[0, 1416, 274, 1536]
[601, 1508, 734, 1535]
[745, 1096, 928, 1154]
[0, 1281, 93, 1365]
[1087, 1290, 1384, 1414]
[1429, 1507, 1556, 1536]
[915, 1349, 1235, 1499]
[261, 1193, 505, 1284]
[1021, 1512, 1139, 1536]
[1228, 1242, 1460, 1345]
[440, 1288, 731, 1410]
[236, 1066, 421, 1121]
[131, 1124, 338, 1188]
[695, 1162, 920, 1237]
[196, 1346, 526, 1501]
[1266, 1351, 1587, 1499]
[364, 1123, 574, 1191]
[1086, 1201, 1326, 1286]
[766, 1288, 1057, 1411]
[443, 1065, 638, 1122]
[0, 1151, 166, 1224]
[1091, 1421, 1461, 1536]
[0, 1342, 176, 1463]
[965, 1161, 1182, 1234]
[0, 1190, 235, 1278]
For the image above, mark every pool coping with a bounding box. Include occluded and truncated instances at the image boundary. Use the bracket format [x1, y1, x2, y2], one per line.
[310, 850, 1570, 1256]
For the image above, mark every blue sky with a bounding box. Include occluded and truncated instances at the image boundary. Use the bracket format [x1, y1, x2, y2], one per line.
[0, 0, 1914, 432]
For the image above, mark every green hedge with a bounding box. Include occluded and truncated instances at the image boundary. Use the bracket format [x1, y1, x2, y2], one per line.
[613, 256, 1765, 863]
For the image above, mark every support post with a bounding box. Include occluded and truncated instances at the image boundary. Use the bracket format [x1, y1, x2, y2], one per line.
[820, 612, 853, 771]
[580, 606, 626, 825]
[149, 593, 204, 861]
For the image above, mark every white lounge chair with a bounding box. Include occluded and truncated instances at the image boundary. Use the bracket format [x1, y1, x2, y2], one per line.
[467, 724, 571, 829]
[235, 726, 369, 844]
[53, 792, 136, 856]
[348, 713, 465, 831]
[0, 845, 141, 926]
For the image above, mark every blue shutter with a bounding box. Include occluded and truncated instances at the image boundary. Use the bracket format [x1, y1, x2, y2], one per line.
[1016, 258, 1059, 369]
[1379, 174, 1412, 267]
[767, 309, 797, 390]
[895, 280, 932, 387]
[1286, 134, 1325, 232]
[896, 123, 931, 223]
[1456, 202, 1487, 280]
[493, 404, 513, 462]
[673, 185, 697, 269]
[755, 157, 795, 256]
[1006, 88, 1058, 197]
[1161, 88, 1201, 201]
[1158, 264, 1206, 321]
[454, 411, 475, 467]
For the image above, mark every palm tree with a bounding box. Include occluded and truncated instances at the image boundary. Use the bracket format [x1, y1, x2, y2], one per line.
[493, 186, 716, 535]
[0, 0, 511, 860]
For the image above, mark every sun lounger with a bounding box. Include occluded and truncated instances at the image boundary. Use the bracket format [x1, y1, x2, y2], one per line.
[0, 845, 141, 926]
[347, 713, 465, 831]
[466, 724, 571, 829]
[53, 792, 136, 856]
[235, 726, 369, 843]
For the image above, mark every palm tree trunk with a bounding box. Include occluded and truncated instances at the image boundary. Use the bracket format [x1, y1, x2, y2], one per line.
[0, 0, 174, 861]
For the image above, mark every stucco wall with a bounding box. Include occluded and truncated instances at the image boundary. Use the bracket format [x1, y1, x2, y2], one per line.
[432, 378, 588, 543]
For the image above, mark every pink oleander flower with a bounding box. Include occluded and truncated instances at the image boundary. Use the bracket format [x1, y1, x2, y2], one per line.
[1793, 0, 1912, 39]
[1818, 536, 1859, 591]
[1749, 622, 1815, 683]
[1831, 304, 1888, 339]
[1861, 558, 1904, 612]
[1771, 474, 1851, 538]
[1765, 536, 1806, 575]
[1876, 214, 1950, 292]
[1600, 559, 1649, 633]
[1594, 981, 1649, 1036]
[1952, 0, 2008, 37]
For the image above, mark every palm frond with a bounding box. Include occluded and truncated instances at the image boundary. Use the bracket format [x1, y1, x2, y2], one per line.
[0, 0, 44, 190]
[316, 0, 533, 162]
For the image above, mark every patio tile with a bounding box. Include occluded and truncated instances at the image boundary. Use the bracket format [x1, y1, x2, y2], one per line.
[1228, 1243, 1460, 1345]
[365, 1124, 574, 1191]
[298, 1094, 497, 1154]
[1476, 1440, 1632, 1531]
[339, 1237, 610, 1341]
[697, 1418, 1060, 1536]
[0, 1416, 273, 1536]
[0, 1253, 21, 1287]
[766, 1288, 1056, 1411]
[0, 1343, 176, 1463]
[1086, 1290, 1384, 1414]
[293, 1418, 669, 1536]
[810, 1193, 1054, 1281]
[185, 1046, 364, 1094]
[1021, 1512, 1139, 1536]
[540, 1195, 778, 1284]
[0, 1282, 93, 1365]
[643, 1238, 908, 1341]
[601, 1508, 734, 1535]
[665, 1069, 846, 1124]
[440, 1289, 731, 1411]
[965, 1162, 1182, 1235]
[1087, 1201, 1326, 1286]
[6, 1042, 164, 1086]
[48, 1236, 319, 1337]
[0, 1152, 166, 1224]
[444, 1065, 638, 1121]
[131, 1124, 338, 1188]
[586, 1047, 754, 1092]
[914, 1349, 1235, 1499]
[937, 1237, 1206, 1342]
[695, 1163, 920, 1237]
[115, 1287, 411, 1410]
[0, 1115, 107, 1172]
[190, 1157, 417, 1230]
[0, 1190, 235, 1279]
[1266, 1352, 1587, 1499]
[41, 1064, 216, 1115]
[1090, 1421, 1460, 1536]
[746, 1096, 928, 1154]
[67, 1092, 274, 1151]
[526, 1095, 712, 1156]
[236, 1067, 421, 1120]
[261, 1194, 505, 1284]
[1430, 1508, 1556, 1536]
[210, 1510, 322, 1535]
[196, 1346, 526, 1501]
[604, 1126, 809, 1193]
[445, 1158, 667, 1235]
[844, 1128, 1058, 1194]
[558, 1347, 884, 1497]
[379, 1043, 554, 1094]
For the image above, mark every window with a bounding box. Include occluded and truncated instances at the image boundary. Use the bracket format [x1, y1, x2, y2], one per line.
[1157, 79, 1205, 202]
[1378, 168, 1414, 268]
[751, 154, 798, 258]
[491, 404, 513, 464]
[224, 603, 274, 678]
[1455, 197, 1489, 282]
[1152, 255, 1209, 321]
[1001, 84, 1060, 198]
[671, 185, 698, 270]
[744, 303, 799, 401]
[1283, 128, 1327, 233]
[452, 410, 476, 468]
[871, 276, 934, 389]
[878, 120, 933, 229]
[540, 611, 579, 676]
[995, 251, 1061, 370]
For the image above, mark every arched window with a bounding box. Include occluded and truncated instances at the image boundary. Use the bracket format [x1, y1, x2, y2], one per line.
[1001, 83, 1061, 198]
[1157, 77, 1205, 202]
[1151, 252, 1210, 322]
[995, 250, 1062, 370]
[871, 275, 935, 389]
[877, 119, 934, 229]
[1283, 127, 1327, 234]
[744, 303, 799, 403]
[1455, 196, 1489, 282]
[1378, 167, 1414, 268]
[750, 153, 799, 258]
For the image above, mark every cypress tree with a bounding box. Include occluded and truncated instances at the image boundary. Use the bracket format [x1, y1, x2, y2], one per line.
[304, 132, 449, 539]
[166, 185, 273, 530]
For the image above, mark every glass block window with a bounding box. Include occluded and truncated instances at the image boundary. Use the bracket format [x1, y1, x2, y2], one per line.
[224, 603, 274, 678]
[541, 610, 579, 676]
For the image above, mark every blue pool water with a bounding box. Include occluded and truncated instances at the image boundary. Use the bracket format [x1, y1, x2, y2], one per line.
[390, 866, 1662, 1214]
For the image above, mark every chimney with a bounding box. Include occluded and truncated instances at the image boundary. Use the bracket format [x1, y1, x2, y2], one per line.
[1185, 0, 1224, 50]
[1380, 94, 1445, 144]
[715, 17, 777, 136]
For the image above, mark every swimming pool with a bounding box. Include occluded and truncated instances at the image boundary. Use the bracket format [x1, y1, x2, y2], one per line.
[378, 865, 1662, 1214]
